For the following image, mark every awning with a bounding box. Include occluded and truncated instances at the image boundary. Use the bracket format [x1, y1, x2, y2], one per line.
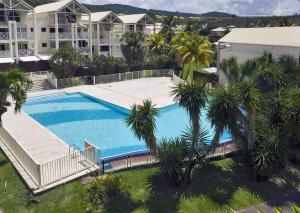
[0, 58, 14, 64]
[37, 54, 51, 61]
[203, 67, 218, 74]
[19, 56, 40, 62]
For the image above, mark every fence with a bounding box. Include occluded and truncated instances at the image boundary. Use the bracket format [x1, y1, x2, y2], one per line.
[40, 146, 100, 186]
[56, 69, 174, 89]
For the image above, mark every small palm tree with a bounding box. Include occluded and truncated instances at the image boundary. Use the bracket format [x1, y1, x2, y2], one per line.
[0, 68, 32, 124]
[125, 99, 159, 154]
[171, 80, 208, 184]
[160, 15, 177, 42]
[236, 80, 261, 151]
[207, 85, 241, 149]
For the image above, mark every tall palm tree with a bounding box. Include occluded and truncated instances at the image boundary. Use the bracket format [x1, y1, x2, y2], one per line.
[171, 80, 208, 184]
[207, 85, 241, 149]
[148, 33, 167, 55]
[125, 99, 159, 154]
[160, 15, 177, 42]
[0, 68, 32, 124]
[120, 31, 146, 66]
[236, 80, 261, 151]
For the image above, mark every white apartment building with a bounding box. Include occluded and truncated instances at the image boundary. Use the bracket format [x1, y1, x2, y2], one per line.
[81, 11, 123, 58]
[0, 0, 38, 64]
[31, 0, 93, 59]
[118, 14, 156, 35]
[0, 0, 157, 69]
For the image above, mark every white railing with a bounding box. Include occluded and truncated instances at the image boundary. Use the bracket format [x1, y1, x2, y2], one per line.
[18, 49, 35, 57]
[40, 147, 99, 186]
[0, 50, 10, 58]
[50, 32, 72, 40]
[100, 51, 109, 57]
[77, 47, 91, 54]
[78, 32, 89, 39]
[100, 38, 110, 44]
[17, 32, 33, 40]
[55, 69, 174, 89]
[0, 32, 9, 40]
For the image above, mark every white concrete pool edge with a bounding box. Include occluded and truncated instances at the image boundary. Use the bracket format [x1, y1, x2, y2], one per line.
[0, 77, 177, 193]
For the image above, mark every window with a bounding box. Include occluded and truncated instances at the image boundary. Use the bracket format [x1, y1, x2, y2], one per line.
[129, 25, 134, 31]
[42, 43, 47, 48]
[0, 4, 5, 22]
[49, 28, 55, 33]
[31, 28, 34, 32]
[0, 44, 6, 51]
[41, 28, 46, 32]
[137, 24, 144, 31]
[8, 10, 20, 22]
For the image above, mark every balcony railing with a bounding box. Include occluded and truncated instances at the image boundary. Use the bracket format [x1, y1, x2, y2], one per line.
[0, 32, 9, 40]
[18, 49, 35, 57]
[77, 47, 90, 53]
[17, 32, 33, 40]
[0, 50, 10, 58]
[50, 32, 89, 40]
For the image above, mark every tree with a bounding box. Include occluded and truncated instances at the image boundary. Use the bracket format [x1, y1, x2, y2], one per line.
[171, 32, 212, 81]
[90, 55, 129, 75]
[50, 44, 84, 78]
[125, 99, 159, 154]
[148, 33, 167, 55]
[236, 80, 261, 151]
[160, 15, 177, 42]
[171, 80, 208, 184]
[207, 85, 241, 149]
[158, 138, 187, 185]
[0, 68, 32, 124]
[218, 57, 240, 82]
[120, 31, 146, 67]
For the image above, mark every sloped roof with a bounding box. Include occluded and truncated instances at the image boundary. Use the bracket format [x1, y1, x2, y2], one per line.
[219, 27, 300, 47]
[82, 11, 122, 23]
[34, 0, 90, 14]
[118, 14, 155, 24]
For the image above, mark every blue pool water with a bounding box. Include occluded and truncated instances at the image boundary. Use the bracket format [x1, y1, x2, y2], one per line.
[23, 93, 232, 158]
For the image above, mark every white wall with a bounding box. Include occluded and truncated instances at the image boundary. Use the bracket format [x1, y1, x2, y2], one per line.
[220, 43, 300, 64]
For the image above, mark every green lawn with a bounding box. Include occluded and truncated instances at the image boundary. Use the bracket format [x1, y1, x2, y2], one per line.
[1, 150, 299, 213]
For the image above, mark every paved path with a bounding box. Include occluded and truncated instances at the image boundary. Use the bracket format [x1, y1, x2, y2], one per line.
[239, 189, 300, 213]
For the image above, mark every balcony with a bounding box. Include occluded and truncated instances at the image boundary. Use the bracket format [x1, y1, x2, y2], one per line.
[17, 32, 33, 40]
[50, 32, 89, 40]
[77, 47, 90, 54]
[0, 50, 10, 58]
[0, 32, 9, 40]
[18, 49, 35, 57]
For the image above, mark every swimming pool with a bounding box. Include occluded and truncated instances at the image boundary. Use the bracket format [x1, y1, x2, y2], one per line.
[23, 92, 232, 158]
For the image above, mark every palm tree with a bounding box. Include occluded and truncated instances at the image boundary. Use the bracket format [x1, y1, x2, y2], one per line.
[236, 80, 261, 151]
[171, 32, 212, 81]
[0, 68, 32, 124]
[148, 33, 167, 55]
[120, 31, 146, 66]
[125, 99, 159, 154]
[207, 85, 242, 149]
[160, 15, 177, 42]
[171, 80, 208, 184]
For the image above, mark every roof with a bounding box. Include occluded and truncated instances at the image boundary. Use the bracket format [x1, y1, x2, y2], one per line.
[82, 11, 122, 23]
[219, 27, 300, 47]
[34, 0, 90, 14]
[118, 14, 155, 24]
[212, 27, 226, 32]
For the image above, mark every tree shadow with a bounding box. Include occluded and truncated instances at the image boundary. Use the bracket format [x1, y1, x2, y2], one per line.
[0, 159, 8, 167]
[143, 157, 299, 212]
[103, 198, 142, 213]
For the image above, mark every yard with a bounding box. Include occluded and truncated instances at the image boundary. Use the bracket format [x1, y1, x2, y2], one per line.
[0, 150, 299, 213]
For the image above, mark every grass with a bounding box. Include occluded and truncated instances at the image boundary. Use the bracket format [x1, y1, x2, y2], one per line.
[1, 150, 299, 213]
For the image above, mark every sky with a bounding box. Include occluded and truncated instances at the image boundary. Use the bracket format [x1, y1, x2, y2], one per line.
[80, 0, 300, 16]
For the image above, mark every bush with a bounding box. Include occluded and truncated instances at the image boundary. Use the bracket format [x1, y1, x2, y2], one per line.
[90, 55, 129, 76]
[158, 138, 187, 185]
[83, 174, 129, 210]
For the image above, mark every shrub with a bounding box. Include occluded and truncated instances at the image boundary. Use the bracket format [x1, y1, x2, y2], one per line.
[83, 174, 129, 210]
[158, 138, 187, 185]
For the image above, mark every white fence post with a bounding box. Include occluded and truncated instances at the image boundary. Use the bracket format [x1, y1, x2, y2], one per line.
[54, 78, 58, 89]
[93, 76, 96, 85]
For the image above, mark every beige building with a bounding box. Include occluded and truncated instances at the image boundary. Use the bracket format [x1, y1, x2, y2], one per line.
[0, 0, 38, 64]
[0, 0, 157, 67]
[217, 27, 300, 64]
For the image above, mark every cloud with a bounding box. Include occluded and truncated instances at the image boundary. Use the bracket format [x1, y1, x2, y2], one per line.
[80, 0, 300, 16]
